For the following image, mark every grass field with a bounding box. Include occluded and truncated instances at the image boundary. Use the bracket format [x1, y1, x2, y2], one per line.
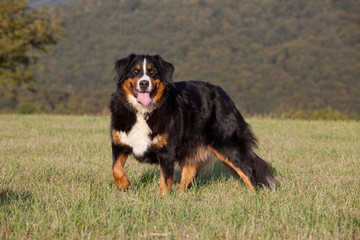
[0, 115, 359, 239]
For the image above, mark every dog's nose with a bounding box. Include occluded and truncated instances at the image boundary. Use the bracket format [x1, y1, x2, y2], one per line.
[139, 80, 149, 90]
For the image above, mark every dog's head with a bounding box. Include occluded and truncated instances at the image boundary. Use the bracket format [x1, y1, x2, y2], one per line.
[114, 54, 174, 110]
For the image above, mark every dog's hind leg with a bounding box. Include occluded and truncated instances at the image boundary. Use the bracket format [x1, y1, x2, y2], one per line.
[177, 165, 197, 193]
[208, 146, 255, 191]
[177, 145, 210, 192]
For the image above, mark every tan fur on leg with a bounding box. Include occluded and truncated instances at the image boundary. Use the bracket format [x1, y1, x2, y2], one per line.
[159, 164, 173, 198]
[112, 153, 131, 191]
[177, 165, 197, 193]
[208, 147, 255, 191]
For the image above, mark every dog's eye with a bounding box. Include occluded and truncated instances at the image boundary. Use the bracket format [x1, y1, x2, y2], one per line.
[132, 69, 139, 74]
[150, 70, 156, 75]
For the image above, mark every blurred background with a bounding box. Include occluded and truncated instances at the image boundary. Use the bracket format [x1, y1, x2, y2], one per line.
[1, 0, 359, 119]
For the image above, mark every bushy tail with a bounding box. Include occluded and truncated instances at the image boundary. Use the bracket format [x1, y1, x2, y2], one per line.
[253, 154, 274, 188]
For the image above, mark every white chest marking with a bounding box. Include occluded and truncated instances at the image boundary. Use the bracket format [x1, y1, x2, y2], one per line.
[118, 113, 152, 157]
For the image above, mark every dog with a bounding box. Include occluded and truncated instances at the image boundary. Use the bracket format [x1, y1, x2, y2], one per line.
[110, 54, 274, 197]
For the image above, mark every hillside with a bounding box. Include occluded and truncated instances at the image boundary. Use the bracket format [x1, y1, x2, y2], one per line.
[27, 0, 360, 115]
[29, 0, 73, 8]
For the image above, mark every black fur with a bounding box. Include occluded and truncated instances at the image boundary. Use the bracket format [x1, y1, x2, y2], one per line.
[110, 54, 274, 190]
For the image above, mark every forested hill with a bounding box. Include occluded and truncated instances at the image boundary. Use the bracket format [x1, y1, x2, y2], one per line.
[33, 0, 360, 116]
[29, 0, 73, 8]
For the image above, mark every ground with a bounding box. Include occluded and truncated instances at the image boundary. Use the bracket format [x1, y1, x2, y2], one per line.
[0, 115, 359, 239]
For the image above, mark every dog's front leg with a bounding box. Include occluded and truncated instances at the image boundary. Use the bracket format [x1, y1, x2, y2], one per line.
[158, 156, 174, 198]
[111, 141, 131, 191]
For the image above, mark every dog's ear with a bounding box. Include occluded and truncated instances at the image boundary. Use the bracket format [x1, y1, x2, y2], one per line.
[154, 55, 175, 86]
[114, 53, 136, 83]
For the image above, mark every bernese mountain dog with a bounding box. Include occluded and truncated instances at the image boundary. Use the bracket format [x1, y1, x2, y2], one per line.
[110, 54, 274, 197]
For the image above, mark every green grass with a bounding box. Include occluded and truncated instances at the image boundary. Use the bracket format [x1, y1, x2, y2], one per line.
[0, 115, 359, 239]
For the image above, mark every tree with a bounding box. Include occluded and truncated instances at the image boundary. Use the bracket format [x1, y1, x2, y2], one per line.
[0, 0, 63, 95]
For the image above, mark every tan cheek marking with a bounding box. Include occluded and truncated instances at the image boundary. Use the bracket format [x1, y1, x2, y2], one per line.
[112, 153, 130, 191]
[152, 79, 165, 104]
[208, 146, 255, 191]
[122, 78, 138, 99]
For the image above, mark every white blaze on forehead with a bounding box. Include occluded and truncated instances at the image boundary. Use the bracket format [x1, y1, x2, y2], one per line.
[143, 58, 147, 75]
[137, 58, 151, 91]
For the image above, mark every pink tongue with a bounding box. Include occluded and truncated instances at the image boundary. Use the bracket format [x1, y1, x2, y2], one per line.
[136, 92, 152, 106]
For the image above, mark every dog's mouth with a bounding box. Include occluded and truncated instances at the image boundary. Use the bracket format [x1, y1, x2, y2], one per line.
[131, 84, 152, 107]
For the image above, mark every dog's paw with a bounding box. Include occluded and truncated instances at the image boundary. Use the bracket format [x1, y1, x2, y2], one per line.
[114, 176, 131, 191]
